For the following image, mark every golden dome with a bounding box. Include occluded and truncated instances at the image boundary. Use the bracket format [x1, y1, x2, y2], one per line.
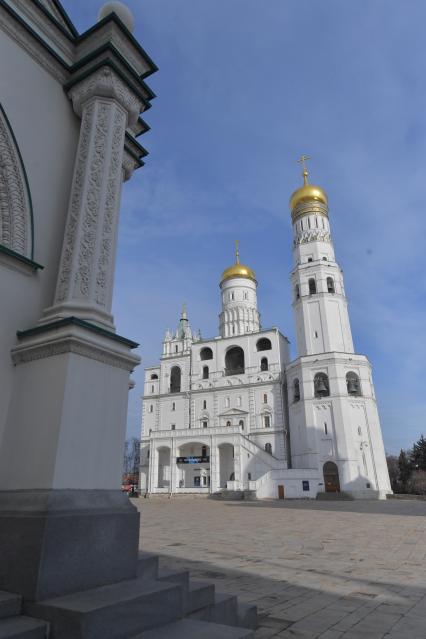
[290, 156, 328, 213]
[221, 242, 256, 284]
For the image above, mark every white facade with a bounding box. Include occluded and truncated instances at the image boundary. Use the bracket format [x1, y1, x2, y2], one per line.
[141, 172, 392, 500]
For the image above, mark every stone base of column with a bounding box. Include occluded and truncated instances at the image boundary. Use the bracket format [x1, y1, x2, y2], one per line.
[0, 490, 139, 601]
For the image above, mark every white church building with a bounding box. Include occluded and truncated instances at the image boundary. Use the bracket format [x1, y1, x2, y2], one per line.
[140, 166, 392, 500]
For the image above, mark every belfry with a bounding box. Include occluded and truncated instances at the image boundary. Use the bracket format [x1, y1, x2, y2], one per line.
[140, 161, 392, 499]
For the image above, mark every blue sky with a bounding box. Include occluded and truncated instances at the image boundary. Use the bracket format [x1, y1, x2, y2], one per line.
[66, 1, 426, 454]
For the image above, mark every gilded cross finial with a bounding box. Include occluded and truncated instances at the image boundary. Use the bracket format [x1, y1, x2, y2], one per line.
[298, 154, 310, 185]
[235, 240, 240, 264]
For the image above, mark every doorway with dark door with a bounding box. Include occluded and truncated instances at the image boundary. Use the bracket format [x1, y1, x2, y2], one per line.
[323, 461, 340, 492]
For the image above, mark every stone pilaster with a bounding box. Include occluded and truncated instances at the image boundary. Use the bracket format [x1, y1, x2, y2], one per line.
[42, 67, 144, 329]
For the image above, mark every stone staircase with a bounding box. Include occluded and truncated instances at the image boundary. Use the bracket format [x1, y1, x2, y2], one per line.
[0, 553, 256, 638]
[0, 591, 48, 638]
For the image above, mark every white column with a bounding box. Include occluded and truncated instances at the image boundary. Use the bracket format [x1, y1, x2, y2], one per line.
[42, 68, 143, 330]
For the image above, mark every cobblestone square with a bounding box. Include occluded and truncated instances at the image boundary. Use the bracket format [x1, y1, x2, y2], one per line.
[136, 498, 426, 638]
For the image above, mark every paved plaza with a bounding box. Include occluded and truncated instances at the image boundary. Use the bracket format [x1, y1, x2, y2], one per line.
[136, 498, 426, 638]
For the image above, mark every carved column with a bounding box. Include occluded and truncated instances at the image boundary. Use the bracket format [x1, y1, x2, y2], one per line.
[43, 67, 143, 329]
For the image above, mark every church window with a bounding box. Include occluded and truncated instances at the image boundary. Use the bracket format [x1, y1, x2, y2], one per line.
[308, 278, 317, 294]
[170, 366, 181, 393]
[293, 379, 300, 402]
[314, 331, 318, 338]
[225, 346, 245, 375]
[263, 393, 268, 404]
[147, 450, 150, 459]
[150, 374, 158, 380]
[327, 277, 335, 293]
[247, 473, 252, 480]
[172, 402, 175, 411]
[346, 372, 362, 396]
[315, 217, 318, 228]
[203, 366, 209, 379]
[308, 257, 313, 262]
[149, 405, 153, 413]
[151, 385, 154, 393]
[322, 217, 325, 228]
[301, 219, 304, 230]
[239, 419, 244, 429]
[265, 443, 272, 454]
[256, 338, 272, 351]
[264, 414, 271, 428]
[226, 420, 231, 427]
[314, 372, 330, 398]
[232, 326, 235, 335]
[308, 218, 311, 229]
[175, 345, 178, 353]
[225, 397, 230, 408]
[202, 420, 208, 428]
[244, 292, 248, 300]
[171, 424, 175, 430]
[203, 400, 207, 409]
[295, 285, 300, 300]
[261, 357, 268, 371]
[324, 422, 328, 435]
[200, 347, 213, 361]
[358, 426, 362, 436]
[231, 292, 234, 300]
[237, 396, 242, 407]
[322, 256, 327, 260]
[202, 446, 207, 457]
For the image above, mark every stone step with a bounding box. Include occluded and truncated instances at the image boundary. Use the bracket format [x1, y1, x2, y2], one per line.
[0, 593, 21, 620]
[188, 592, 238, 626]
[25, 577, 182, 639]
[137, 552, 159, 580]
[0, 616, 48, 639]
[157, 569, 189, 593]
[236, 602, 258, 630]
[184, 580, 215, 615]
[134, 618, 255, 638]
[316, 491, 354, 501]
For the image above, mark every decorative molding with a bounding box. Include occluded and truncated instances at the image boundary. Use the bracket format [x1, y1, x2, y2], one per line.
[0, 103, 32, 259]
[67, 66, 143, 127]
[12, 335, 138, 372]
[294, 229, 331, 246]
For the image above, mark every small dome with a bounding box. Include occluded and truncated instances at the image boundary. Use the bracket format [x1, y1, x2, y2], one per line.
[98, 2, 135, 32]
[221, 242, 256, 285]
[221, 263, 256, 284]
[290, 183, 328, 212]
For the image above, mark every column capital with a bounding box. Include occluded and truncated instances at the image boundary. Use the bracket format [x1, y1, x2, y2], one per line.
[67, 66, 144, 128]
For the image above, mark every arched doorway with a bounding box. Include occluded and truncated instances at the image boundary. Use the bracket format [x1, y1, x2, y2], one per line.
[323, 461, 340, 493]
[218, 443, 234, 488]
[157, 447, 171, 488]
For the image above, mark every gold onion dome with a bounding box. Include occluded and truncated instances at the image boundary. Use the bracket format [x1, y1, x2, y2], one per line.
[289, 157, 328, 213]
[221, 242, 256, 284]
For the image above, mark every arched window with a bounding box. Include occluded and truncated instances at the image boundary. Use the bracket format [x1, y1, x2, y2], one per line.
[149, 405, 153, 413]
[293, 378, 300, 402]
[175, 345, 178, 353]
[263, 393, 268, 404]
[263, 414, 271, 428]
[172, 402, 175, 411]
[150, 374, 158, 380]
[295, 285, 300, 300]
[203, 400, 207, 409]
[151, 385, 154, 393]
[200, 347, 213, 361]
[261, 357, 268, 371]
[239, 420, 244, 429]
[308, 278, 317, 295]
[170, 366, 181, 393]
[225, 346, 245, 375]
[327, 277, 335, 293]
[226, 420, 231, 427]
[202, 366, 209, 379]
[346, 372, 361, 396]
[265, 443, 272, 454]
[314, 372, 330, 398]
[256, 338, 272, 351]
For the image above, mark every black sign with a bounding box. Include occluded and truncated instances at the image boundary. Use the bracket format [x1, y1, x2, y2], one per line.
[302, 480, 310, 491]
[176, 456, 210, 464]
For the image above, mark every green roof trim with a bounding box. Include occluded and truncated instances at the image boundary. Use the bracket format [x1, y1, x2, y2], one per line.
[0, 244, 43, 270]
[17, 316, 139, 349]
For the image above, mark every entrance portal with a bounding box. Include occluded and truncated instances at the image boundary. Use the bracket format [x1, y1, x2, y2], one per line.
[323, 461, 340, 493]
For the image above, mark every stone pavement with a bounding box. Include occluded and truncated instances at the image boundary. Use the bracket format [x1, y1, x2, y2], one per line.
[135, 498, 426, 638]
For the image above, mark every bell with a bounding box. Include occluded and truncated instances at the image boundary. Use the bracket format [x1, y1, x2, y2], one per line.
[347, 378, 358, 394]
[316, 379, 327, 393]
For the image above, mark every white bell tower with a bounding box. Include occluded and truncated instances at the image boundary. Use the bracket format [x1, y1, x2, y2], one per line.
[219, 242, 261, 337]
[290, 158, 354, 357]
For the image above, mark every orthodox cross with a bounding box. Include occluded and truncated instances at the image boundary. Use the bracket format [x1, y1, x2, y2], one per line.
[298, 154, 310, 183]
